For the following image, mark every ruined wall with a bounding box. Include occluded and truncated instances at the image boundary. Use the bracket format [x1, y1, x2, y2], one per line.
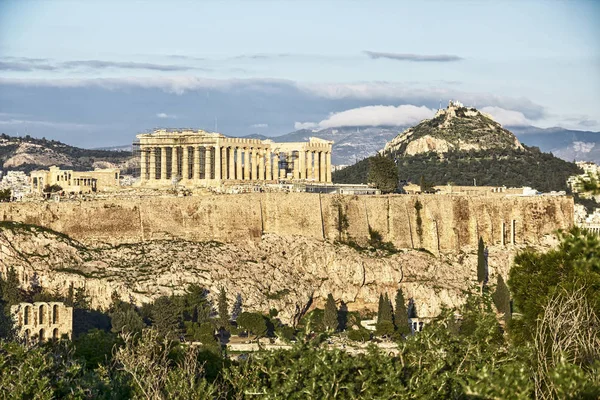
[0, 193, 573, 252]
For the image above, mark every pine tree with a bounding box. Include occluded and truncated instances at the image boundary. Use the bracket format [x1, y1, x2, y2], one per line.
[1, 266, 23, 308]
[381, 293, 393, 323]
[232, 293, 243, 320]
[323, 294, 339, 332]
[492, 275, 511, 323]
[477, 237, 488, 292]
[217, 287, 229, 330]
[394, 288, 410, 335]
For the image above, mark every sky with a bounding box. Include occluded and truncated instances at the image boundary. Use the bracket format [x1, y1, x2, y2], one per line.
[0, 0, 599, 147]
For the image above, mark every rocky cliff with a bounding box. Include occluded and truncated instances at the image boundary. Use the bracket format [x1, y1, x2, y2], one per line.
[383, 101, 523, 156]
[0, 193, 572, 322]
[0, 220, 538, 324]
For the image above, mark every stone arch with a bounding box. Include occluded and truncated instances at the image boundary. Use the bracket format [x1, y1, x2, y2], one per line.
[24, 329, 30, 343]
[38, 304, 46, 324]
[52, 328, 59, 340]
[38, 328, 45, 343]
[52, 304, 59, 324]
[24, 305, 31, 325]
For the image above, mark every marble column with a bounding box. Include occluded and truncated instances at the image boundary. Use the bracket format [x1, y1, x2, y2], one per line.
[299, 150, 305, 179]
[292, 151, 299, 180]
[244, 148, 250, 180]
[205, 146, 212, 180]
[182, 146, 189, 180]
[160, 147, 168, 180]
[193, 146, 201, 180]
[228, 147, 235, 179]
[140, 147, 147, 181]
[149, 147, 156, 180]
[236, 147, 243, 180]
[215, 145, 221, 180]
[250, 148, 257, 180]
[306, 151, 312, 180]
[221, 147, 227, 180]
[266, 150, 272, 180]
[320, 151, 326, 182]
[326, 151, 332, 183]
[258, 149, 265, 180]
[171, 147, 178, 179]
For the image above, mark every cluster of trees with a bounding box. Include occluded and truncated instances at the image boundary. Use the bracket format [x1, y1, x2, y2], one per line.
[1, 227, 599, 398]
[333, 146, 581, 193]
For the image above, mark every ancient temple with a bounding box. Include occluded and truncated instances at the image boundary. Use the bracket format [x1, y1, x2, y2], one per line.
[136, 129, 333, 186]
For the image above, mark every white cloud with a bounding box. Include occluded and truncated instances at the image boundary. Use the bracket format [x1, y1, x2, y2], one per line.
[294, 121, 318, 130]
[572, 141, 595, 153]
[251, 123, 268, 128]
[156, 112, 176, 119]
[480, 106, 532, 126]
[0, 118, 94, 130]
[315, 104, 436, 129]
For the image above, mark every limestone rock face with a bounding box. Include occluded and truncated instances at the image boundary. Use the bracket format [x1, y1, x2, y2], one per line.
[383, 102, 524, 156]
[0, 221, 531, 324]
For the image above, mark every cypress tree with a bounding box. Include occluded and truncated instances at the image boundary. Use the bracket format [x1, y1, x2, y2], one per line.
[381, 293, 393, 323]
[323, 294, 339, 332]
[376, 293, 385, 324]
[217, 287, 229, 330]
[477, 237, 487, 291]
[492, 275, 511, 323]
[1, 266, 23, 308]
[394, 288, 410, 335]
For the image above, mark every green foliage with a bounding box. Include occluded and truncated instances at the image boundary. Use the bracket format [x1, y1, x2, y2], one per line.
[217, 287, 229, 330]
[110, 302, 145, 335]
[236, 312, 267, 339]
[477, 237, 487, 286]
[347, 329, 371, 342]
[1, 266, 24, 308]
[414, 200, 423, 243]
[74, 329, 120, 368]
[394, 288, 410, 335]
[508, 227, 600, 342]
[334, 146, 581, 192]
[492, 275, 511, 323]
[43, 184, 63, 193]
[323, 294, 339, 332]
[149, 296, 182, 340]
[367, 154, 398, 193]
[0, 188, 11, 202]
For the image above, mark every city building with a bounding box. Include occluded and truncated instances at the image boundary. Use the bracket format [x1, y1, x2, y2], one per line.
[0, 171, 30, 200]
[11, 302, 73, 343]
[135, 129, 333, 187]
[30, 166, 120, 194]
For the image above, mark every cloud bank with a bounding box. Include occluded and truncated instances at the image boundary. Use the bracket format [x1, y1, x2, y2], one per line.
[296, 104, 436, 130]
[364, 51, 463, 62]
[480, 106, 532, 126]
[156, 113, 177, 119]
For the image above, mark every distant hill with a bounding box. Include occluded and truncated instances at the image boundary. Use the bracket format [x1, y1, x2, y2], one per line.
[0, 133, 135, 174]
[510, 126, 600, 164]
[250, 126, 403, 165]
[333, 102, 581, 192]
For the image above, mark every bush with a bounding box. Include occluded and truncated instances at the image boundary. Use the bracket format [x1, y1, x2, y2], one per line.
[348, 329, 371, 342]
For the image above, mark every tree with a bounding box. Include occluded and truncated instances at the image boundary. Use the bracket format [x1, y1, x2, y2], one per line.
[477, 237, 488, 291]
[376, 293, 394, 335]
[394, 288, 410, 335]
[508, 227, 600, 342]
[367, 155, 398, 193]
[323, 294, 339, 332]
[1, 266, 24, 308]
[150, 296, 182, 339]
[110, 303, 145, 335]
[236, 312, 267, 340]
[0, 188, 11, 202]
[232, 293, 243, 320]
[217, 287, 229, 330]
[492, 275, 511, 324]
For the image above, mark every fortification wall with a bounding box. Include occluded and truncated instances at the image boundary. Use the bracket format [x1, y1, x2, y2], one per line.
[0, 193, 573, 252]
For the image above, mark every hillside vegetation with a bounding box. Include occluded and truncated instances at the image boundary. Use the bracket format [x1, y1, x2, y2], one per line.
[0, 133, 133, 173]
[334, 146, 581, 192]
[334, 102, 581, 192]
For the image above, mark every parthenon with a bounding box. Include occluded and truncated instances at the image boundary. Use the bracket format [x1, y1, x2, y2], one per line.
[136, 129, 333, 185]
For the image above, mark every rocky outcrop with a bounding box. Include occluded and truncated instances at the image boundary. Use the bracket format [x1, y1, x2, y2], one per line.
[0, 221, 529, 324]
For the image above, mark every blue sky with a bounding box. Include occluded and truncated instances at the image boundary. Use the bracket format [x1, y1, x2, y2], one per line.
[0, 0, 599, 147]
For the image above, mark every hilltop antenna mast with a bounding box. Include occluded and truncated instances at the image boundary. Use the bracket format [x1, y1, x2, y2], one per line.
[439, 99, 442, 110]
[214, 116, 218, 132]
